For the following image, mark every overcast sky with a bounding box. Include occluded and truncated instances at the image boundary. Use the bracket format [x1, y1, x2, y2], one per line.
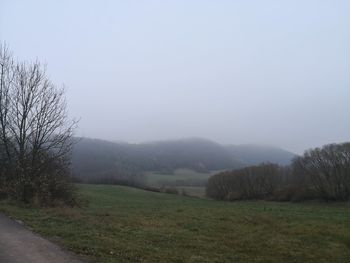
[1, 0, 349, 153]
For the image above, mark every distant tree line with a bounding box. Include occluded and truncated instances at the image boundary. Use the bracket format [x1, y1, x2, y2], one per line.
[207, 143, 350, 201]
[0, 44, 77, 205]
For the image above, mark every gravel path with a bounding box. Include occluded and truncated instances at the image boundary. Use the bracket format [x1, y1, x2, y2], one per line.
[0, 213, 85, 263]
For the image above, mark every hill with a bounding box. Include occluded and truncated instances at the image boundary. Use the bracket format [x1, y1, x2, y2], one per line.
[71, 137, 296, 184]
[72, 138, 294, 183]
[226, 144, 296, 166]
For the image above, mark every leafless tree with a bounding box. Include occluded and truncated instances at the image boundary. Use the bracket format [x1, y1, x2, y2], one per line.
[0, 43, 77, 204]
[293, 143, 350, 201]
[206, 163, 281, 200]
[0, 44, 14, 191]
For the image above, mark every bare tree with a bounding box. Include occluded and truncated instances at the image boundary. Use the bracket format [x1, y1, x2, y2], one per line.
[0, 43, 77, 204]
[0, 44, 15, 192]
[293, 143, 350, 201]
[206, 163, 281, 200]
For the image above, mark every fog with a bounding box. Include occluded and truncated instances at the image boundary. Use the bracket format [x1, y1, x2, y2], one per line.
[1, 0, 349, 153]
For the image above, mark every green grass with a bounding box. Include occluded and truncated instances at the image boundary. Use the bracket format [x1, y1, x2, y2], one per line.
[1, 184, 350, 263]
[144, 168, 217, 186]
[177, 186, 206, 197]
[144, 168, 216, 197]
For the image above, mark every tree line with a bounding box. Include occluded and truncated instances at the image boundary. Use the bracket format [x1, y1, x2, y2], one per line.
[206, 142, 350, 201]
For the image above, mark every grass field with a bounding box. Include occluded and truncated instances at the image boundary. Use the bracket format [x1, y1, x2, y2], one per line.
[144, 169, 213, 197]
[177, 186, 206, 197]
[144, 168, 219, 197]
[144, 168, 215, 186]
[1, 184, 350, 263]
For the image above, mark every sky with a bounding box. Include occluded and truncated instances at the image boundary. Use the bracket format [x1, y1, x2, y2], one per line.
[1, 0, 349, 153]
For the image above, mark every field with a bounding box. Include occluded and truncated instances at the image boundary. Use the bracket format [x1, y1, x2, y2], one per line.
[144, 168, 215, 186]
[1, 184, 350, 263]
[144, 169, 218, 197]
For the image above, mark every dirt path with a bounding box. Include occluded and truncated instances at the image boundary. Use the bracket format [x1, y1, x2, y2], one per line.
[0, 213, 85, 263]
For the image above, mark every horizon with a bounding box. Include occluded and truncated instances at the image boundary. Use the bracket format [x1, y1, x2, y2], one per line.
[78, 135, 337, 155]
[1, 0, 350, 154]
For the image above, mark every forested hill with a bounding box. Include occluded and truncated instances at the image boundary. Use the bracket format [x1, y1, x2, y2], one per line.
[71, 137, 296, 183]
[226, 144, 296, 166]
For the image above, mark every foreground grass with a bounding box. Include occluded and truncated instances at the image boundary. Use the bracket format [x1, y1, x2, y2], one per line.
[0, 184, 350, 263]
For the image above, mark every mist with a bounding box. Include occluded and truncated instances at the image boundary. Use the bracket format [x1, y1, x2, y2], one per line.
[1, 0, 349, 153]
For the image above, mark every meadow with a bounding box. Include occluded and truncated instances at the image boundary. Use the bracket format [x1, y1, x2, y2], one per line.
[144, 168, 214, 186]
[143, 169, 217, 197]
[0, 184, 350, 263]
